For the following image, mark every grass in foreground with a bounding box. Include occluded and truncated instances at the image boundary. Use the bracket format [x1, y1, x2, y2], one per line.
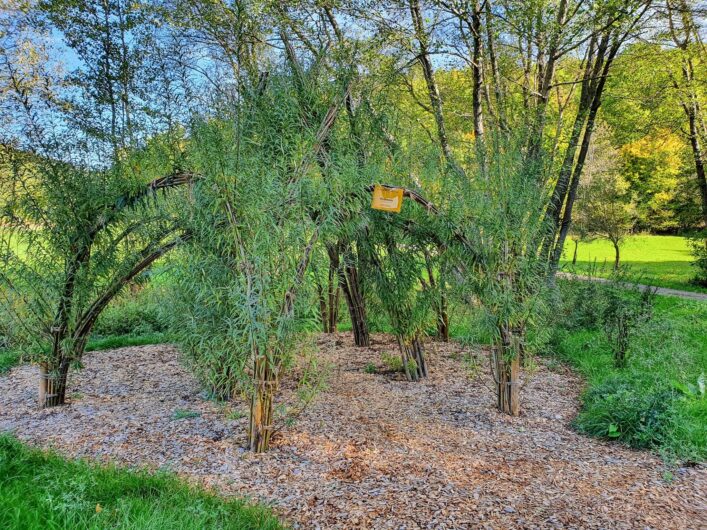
[0, 436, 282, 530]
[552, 295, 706, 462]
[560, 234, 706, 293]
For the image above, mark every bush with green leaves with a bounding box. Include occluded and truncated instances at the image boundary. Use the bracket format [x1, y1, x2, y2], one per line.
[688, 232, 707, 287]
[601, 281, 655, 368]
[0, 139, 189, 407]
[448, 131, 549, 416]
[554, 295, 706, 462]
[168, 69, 365, 451]
[575, 375, 675, 449]
[555, 268, 608, 331]
[92, 284, 170, 339]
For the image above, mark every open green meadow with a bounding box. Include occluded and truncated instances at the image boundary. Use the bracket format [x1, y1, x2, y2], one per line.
[560, 235, 705, 293]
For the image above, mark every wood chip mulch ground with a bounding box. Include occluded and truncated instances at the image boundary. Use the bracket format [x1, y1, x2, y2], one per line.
[1, 333, 705, 529]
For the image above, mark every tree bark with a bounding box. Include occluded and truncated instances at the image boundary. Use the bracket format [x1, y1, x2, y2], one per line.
[423, 252, 449, 342]
[331, 245, 370, 347]
[495, 325, 521, 416]
[484, 0, 507, 132]
[327, 255, 340, 333]
[248, 352, 276, 453]
[572, 239, 579, 265]
[613, 241, 620, 270]
[398, 335, 427, 382]
[39, 360, 71, 408]
[343, 262, 369, 347]
[437, 291, 449, 342]
[409, 0, 459, 172]
[469, 0, 486, 173]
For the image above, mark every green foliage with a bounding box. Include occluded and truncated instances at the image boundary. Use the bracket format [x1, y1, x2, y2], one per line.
[601, 279, 656, 368]
[688, 233, 707, 287]
[0, 349, 21, 374]
[172, 409, 200, 420]
[576, 376, 675, 448]
[450, 131, 549, 360]
[0, 435, 281, 530]
[168, 72, 345, 401]
[91, 284, 170, 338]
[554, 292, 707, 462]
[380, 351, 403, 372]
[364, 362, 377, 374]
[0, 140, 186, 374]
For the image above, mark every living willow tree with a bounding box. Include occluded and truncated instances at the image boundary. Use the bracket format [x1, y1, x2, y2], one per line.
[170, 70, 357, 452]
[0, 4, 191, 407]
[449, 132, 548, 415]
[0, 143, 191, 406]
[363, 211, 434, 381]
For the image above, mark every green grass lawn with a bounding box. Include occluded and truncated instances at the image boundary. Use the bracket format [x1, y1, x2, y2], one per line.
[0, 436, 282, 530]
[552, 295, 707, 462]
[560, 234, 706, 293]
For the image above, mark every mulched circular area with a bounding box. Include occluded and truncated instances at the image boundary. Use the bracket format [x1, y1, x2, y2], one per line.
[1, 334, 705, 529]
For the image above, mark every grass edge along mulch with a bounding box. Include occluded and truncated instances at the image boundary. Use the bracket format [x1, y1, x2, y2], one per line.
[0, 435, 283, 530]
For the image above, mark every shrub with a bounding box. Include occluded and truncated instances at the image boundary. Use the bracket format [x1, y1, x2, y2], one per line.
[575, 376, 675, 450]
[602, 283, 655, 368]
[380, 352, 403, 372]
[92, 287, 169, 338]
[688, 232, 707, 287]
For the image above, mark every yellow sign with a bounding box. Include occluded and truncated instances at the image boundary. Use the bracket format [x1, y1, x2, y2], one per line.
[371, 184, 404, 213]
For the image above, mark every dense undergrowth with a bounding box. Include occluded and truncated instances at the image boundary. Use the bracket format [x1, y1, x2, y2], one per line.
[0, 436, 281, 530]
[549, 280, 706, 462]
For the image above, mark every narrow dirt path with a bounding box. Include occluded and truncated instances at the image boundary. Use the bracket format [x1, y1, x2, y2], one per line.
[0, 336, 705, 529]
[557, 272, 707, 301]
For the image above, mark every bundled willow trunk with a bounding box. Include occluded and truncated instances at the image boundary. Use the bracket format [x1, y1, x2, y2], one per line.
[435, 289, 449, 342]
[328, 245, 369, 346]
[342, 263, 369, 347]
[397, 334, 427, 381]
[494, 324, 522, 416]
[423, 255, 449, 342]
[316, 259, 340, 333]
[39, 360, 71, 408]
[248, 351, 277, 453]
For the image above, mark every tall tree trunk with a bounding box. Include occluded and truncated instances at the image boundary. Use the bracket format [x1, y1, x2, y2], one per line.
[527, 0, 569, 161]
[469, 0, 486, 174]
[409, 0, 458, 172]
[686, 93, 707, 228]
[484, 0, 507, 132]
[548, 27, 629, 275]
[248, 352, 276, 453]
